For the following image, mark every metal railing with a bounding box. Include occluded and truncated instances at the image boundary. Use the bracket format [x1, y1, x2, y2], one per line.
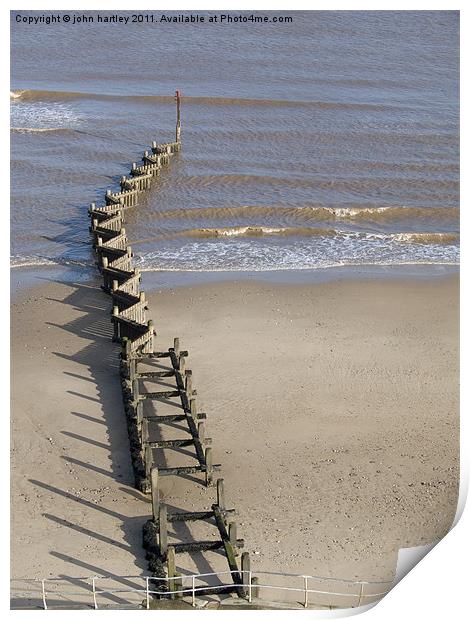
[11, 570, 393, 610]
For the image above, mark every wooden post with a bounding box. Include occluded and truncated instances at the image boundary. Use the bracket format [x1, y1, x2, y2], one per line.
[173, 337, 180, 358]
[136, 400, 143, 429]
[141, 414, 148, 441]
[229, 522, 238, 555]
[189, 398, 197, 420]
[144, 445, 153, 483]
[251, 576, 260, 600]
[205, 447, 213, 486]
[112, 279, 118, 291]
[150, 467, 159, 522]
[217, 478, 226, 511]
[96, 237, 103, 257]
[197, 421, 205, 444]
[129, 356, 137, 383]
[179, 354, 186, 375]
[241, 552, 251, 599]
[159, 504, 168, 556]
[167, 545, 176, 597]
[146, 319, 154, 354]
[185, 370, 193, 399]
[132, 378, 140, 404]
[121, 338, 129, 378]
[174, 573, 183, 600]
[175, 90, 181, 143]
[112, 305, 119, 341]
[122, 338, 136, 382]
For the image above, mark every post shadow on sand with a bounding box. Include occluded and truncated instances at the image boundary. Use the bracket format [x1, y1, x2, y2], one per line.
[36, 277, 223, 582]
[29, 476, 220, 587]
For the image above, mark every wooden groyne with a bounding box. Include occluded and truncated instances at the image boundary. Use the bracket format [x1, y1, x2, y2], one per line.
[87, 91, 253, 601]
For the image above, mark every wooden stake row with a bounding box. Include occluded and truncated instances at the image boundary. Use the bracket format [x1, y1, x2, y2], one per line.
[121, 337, 220, 492]
[143, 477, 248, 599]
[86, 93, 255, 603]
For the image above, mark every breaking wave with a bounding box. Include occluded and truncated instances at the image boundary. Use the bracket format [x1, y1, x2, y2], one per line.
[180, 226, 335, 238]
[141, 226, 459, 244]
[9, 88, 402, 111]
[150, 204, 459, 225]
[10, 126, 77, 135]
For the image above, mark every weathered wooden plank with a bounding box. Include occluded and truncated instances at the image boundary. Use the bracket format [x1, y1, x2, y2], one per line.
[172, 540, 224, 553]
[213, 504, 243, 587]
[111, 314, 148, 334]
[142, 390, 181, 400]
[111, 289, 140, 309]
[138, 370, 176, 379]
[146, 412, 206, 424]
[167, 508, 235, 523]
[144, 438, 196, 449]
[157, 463, 221, 476]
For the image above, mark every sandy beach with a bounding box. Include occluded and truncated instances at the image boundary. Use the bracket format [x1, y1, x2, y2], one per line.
[11, 274, 459, 597]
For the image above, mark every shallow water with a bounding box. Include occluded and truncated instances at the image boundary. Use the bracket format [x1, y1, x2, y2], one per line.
[10, 10, 459, 275]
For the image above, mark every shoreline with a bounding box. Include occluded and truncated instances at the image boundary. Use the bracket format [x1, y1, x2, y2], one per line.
[11, 274, 459, 586]
[10, 262, 460, 301]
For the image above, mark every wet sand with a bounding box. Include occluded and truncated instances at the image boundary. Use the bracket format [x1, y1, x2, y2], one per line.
[11, 275, 459, 590]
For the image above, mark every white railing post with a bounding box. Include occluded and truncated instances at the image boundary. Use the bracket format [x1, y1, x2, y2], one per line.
[303, 576, 309, 608]
[41, 579, 47, 610]
[146, 577, 150, 610]
[248, 570, 252, 603]
[92, 577, 98, 610]
[358, 582, 365, 607]
[192, 575, 196, 607]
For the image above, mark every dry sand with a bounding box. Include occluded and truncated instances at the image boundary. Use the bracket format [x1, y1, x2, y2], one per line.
[11, 274, 459, 598]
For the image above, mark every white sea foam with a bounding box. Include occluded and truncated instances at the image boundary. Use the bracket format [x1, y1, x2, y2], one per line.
[10, 90, 26, 99]
[10, 256, 91, 269]
[132, 234, 460, 273]
[10, 96, 82, 131]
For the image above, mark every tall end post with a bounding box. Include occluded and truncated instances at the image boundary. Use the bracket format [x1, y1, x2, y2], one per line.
[175, 90, 181, 143]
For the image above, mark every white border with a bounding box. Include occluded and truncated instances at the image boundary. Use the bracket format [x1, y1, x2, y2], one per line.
[4, 2, 465, 618]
